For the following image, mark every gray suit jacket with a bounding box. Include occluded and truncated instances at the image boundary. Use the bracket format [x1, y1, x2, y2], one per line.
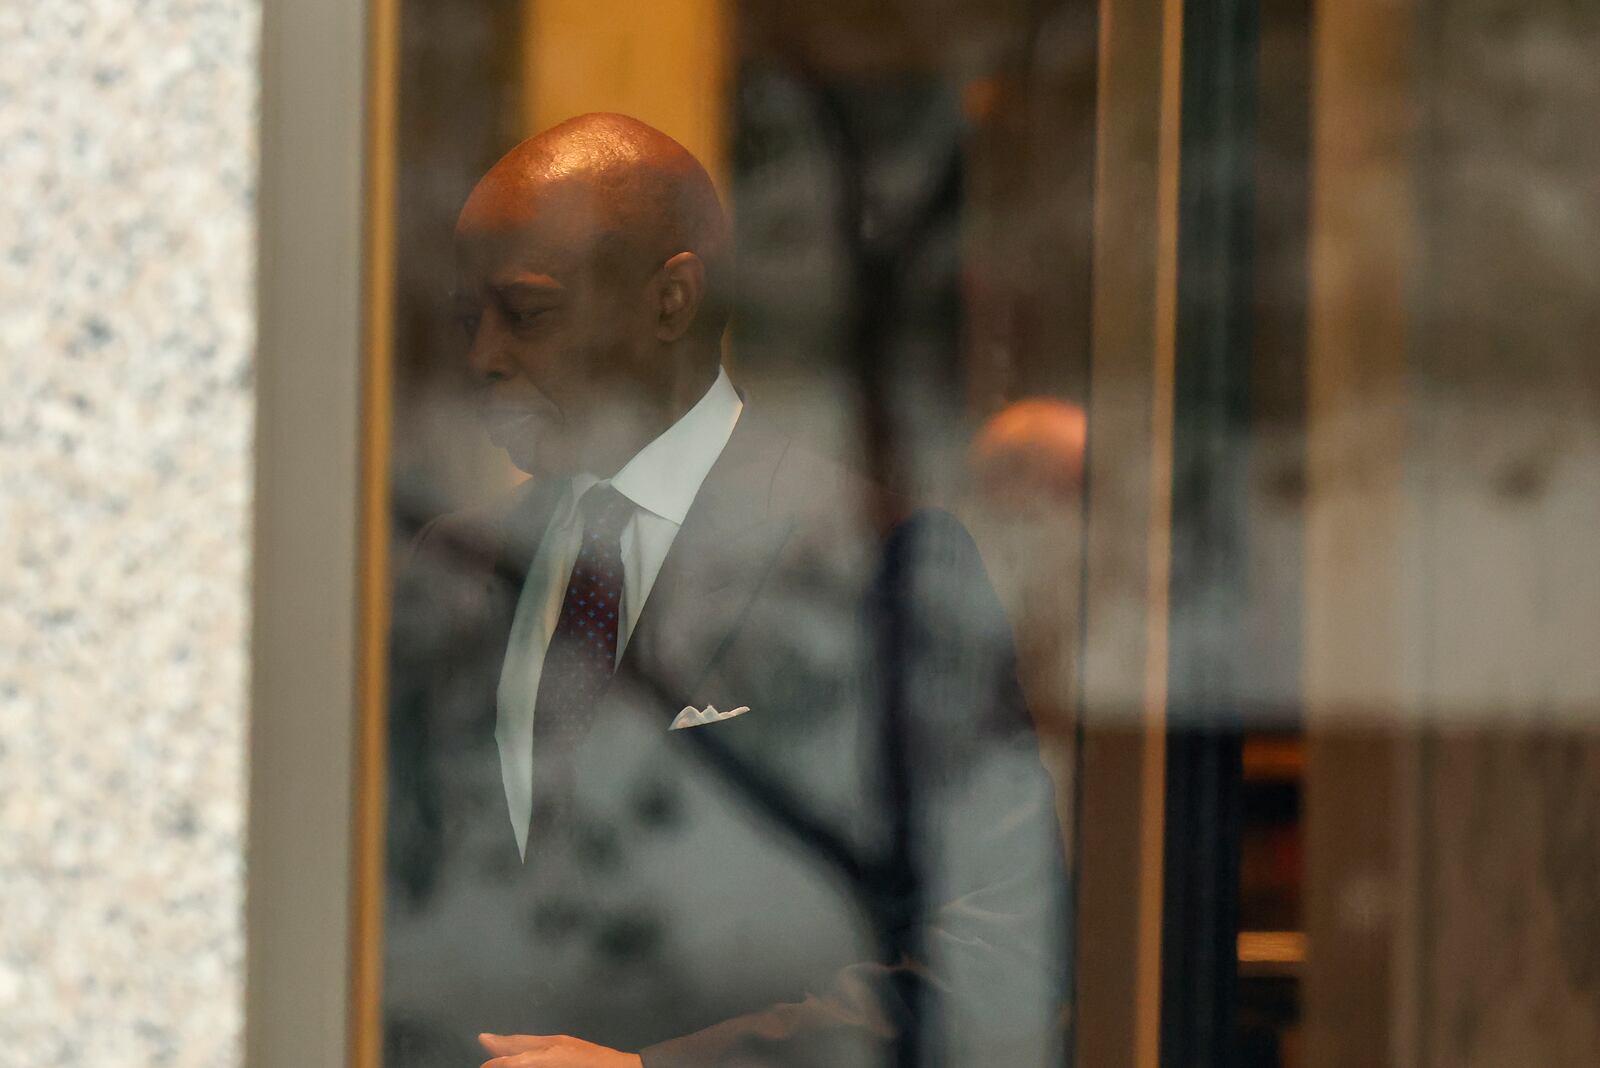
[384, 409, 1072, 1067]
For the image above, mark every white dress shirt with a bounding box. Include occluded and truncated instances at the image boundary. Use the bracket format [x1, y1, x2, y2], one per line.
[496, 367, 743, 858]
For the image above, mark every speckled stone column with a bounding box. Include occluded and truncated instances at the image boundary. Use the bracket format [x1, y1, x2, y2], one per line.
[0, 2, 257, 1065]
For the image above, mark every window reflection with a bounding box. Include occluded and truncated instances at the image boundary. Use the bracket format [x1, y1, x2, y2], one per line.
[380, 3, 1093, 1058]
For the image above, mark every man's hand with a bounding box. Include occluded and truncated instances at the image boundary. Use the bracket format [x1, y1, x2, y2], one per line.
[477, 1032, 643, 1068]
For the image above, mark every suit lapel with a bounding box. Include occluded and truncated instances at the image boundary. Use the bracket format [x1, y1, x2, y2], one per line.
[613, 414, 796, 717]
[473, 475, 566, 687]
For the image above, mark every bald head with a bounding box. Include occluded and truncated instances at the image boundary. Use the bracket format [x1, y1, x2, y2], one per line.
[452, 115, 733, 479]
[459, 113, 731, 346]
[969, 398, 1088, 509]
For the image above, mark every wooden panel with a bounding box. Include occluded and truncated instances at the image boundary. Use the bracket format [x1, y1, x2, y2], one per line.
[1420, 735, 1600, 1065]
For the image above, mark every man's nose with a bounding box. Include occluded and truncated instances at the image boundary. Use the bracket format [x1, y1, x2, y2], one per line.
[464, 312, 515, 384]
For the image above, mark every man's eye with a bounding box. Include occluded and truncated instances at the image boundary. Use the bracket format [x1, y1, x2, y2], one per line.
[510, 307, 549, 327]
[455, 313, 480, 338]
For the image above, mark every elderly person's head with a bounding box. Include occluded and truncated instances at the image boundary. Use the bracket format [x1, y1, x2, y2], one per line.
[968, 398, 1087, 513]
[453, 113, 731, 478]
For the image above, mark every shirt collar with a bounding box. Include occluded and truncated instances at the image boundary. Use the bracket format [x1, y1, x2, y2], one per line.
[573, 366, 743, 526]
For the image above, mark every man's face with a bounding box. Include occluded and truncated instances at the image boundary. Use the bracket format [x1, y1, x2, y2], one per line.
[452, 178, 660, 478]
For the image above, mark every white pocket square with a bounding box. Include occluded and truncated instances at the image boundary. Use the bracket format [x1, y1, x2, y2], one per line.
[670, 703, 751, 730]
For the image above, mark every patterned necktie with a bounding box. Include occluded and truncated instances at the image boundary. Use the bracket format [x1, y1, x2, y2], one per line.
[529, 483, 632, 828]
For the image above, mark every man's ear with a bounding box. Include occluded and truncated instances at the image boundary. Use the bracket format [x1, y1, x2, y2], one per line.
[654, 252, 707, 342]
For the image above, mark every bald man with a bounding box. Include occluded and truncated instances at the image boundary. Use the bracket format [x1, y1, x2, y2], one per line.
[387, 114, 1070, 1068]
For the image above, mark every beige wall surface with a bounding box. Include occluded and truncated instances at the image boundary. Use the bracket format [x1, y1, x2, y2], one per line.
[0, 2, 258, 1064]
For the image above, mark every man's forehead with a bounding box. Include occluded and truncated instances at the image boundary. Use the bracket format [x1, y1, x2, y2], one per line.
[455, 216, 569, 272]
[458, 166, 612, 235]
[453, 209, 611, 288]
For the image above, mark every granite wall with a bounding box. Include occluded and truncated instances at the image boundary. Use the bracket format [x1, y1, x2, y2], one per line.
[0, 2, 258, 1064]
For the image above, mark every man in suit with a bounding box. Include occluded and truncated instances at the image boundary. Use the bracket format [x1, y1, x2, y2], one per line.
[386, 113, 1071, 1068]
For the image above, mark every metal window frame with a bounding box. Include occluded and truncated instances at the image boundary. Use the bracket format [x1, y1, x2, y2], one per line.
[246, 0, 394, 1064]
